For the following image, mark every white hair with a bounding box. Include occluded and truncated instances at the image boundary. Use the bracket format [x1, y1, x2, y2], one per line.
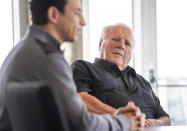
[100, 23, 135, 44]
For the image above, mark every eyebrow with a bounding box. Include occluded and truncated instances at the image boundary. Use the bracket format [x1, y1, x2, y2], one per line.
[112, 37, 121, 40]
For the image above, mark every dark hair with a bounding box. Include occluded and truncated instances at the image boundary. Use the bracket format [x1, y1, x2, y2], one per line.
[30, 0, 68, 25]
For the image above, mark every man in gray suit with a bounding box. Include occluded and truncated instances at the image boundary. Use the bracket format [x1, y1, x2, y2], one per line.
[0, 0, 145, 131]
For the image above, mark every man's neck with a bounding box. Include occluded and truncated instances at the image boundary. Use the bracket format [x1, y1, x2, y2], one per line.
[40, 24, 64, 44]
[118, 64, 128, 73]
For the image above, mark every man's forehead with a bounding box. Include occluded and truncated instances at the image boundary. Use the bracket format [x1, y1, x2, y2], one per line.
[109, 26, 132, 38]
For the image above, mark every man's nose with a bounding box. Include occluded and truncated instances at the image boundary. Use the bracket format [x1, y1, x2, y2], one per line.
[80, 15, 86, 26]
[117, 40, 125, 50]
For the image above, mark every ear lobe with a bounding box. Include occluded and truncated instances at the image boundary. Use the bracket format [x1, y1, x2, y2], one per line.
[99, 39, 103, 51]
[47, 7, 60, 24]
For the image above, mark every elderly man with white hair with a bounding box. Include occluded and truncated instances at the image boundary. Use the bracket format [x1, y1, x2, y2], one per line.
[72, 23, 171, 127]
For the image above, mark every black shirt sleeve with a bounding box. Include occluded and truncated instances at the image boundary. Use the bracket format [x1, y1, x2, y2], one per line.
[152, 89, 170, 118]
[143, 79, 169, 118]
[71, 60, 93, 92]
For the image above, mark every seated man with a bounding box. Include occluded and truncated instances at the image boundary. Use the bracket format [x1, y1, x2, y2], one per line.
[72, 24, 171, 127]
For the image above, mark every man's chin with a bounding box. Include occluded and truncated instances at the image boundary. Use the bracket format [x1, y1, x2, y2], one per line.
[72, 35, 80, 42]
[65, 37, 78, 43]
[111, 57, 123, 64]
[107, 59, 122, 66]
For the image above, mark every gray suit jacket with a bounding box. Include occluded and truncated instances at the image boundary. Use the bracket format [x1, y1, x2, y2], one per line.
[0, 25, 131, 131]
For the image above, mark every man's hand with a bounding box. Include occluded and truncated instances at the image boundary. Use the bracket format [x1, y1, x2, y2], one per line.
[145, 119, 162, 127]
[116, 101, 140, 115]
[116, 101, 142, 116]
[125, 111, 145, 131]
[145, 116, 171, 127]
[115, 102, 146, 131]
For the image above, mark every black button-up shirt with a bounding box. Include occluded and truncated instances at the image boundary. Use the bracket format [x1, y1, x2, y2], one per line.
[72, 58, 169, 119]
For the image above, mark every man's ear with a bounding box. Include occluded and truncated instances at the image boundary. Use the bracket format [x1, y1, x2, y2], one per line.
[47, 6, 61, 24]
[99, 39, 103, 51]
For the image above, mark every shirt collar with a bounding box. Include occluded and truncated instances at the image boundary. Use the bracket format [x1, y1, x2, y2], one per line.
[24, 25, 61, 52]
[94, 58, 117, 71]
[123, 66, 137, 77]
[94, 58, 137, 77]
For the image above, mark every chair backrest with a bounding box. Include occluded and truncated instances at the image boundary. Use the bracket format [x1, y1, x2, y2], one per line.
[5, 81, 70, 131]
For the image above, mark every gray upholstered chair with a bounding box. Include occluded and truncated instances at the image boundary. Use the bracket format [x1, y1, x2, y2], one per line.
[6, 81, 70, 131]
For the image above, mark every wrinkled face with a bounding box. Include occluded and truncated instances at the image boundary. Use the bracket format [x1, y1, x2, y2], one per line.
[99, 26, 133, 71]
[57, 0, 85, 42]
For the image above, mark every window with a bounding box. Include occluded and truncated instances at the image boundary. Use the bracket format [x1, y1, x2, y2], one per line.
[157, 0, 187, 82]
[157, 0, 187, 125]
[0, 0, 13, 68]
